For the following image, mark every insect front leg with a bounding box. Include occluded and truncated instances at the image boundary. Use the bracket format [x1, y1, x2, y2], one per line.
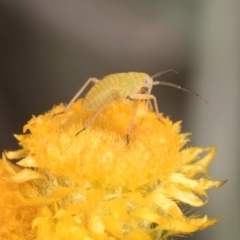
[138, 88, 153, 117]
[130, 94, 163, 123]
[54, 77, 99, 116]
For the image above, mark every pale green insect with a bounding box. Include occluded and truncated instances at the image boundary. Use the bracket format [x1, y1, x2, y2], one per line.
[57, 70, 208, 143]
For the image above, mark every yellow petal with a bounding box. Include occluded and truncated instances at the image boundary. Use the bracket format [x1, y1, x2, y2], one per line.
[105, 198, 128, 220]
[88, 215, 108, 240]
[199, 178, 227, 189]
[131, 207, 167, 224]
[102, 215, 123, 238]
[32, 217, 53, 240]
[170, 173, 207, 197]
[5, 149, 28, 160]
[123, 229, 152, 240]
[17, 156, 40, 168]
[2, 155, 21, 175]
[148, 191, 183, 219]
[12, 169, 45, 183]
[180, 147, 205, 164]
[164, 184, 207, 207]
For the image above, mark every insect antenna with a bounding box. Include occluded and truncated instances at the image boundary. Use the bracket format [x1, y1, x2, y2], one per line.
[151, 69, 178, 79]
[153, 81, 209, 104]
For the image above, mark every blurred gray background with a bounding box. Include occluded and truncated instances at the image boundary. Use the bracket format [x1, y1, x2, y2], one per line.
[0, 1, 239, 239]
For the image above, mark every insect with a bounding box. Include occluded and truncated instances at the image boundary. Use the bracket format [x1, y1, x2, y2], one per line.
[55, 70, 208, 143]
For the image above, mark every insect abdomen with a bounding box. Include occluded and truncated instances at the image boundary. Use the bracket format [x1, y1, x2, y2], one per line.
[82, 73, 143, 111]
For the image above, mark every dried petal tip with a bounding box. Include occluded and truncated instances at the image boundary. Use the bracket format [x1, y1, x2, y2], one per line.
[0, 99, 225, 240]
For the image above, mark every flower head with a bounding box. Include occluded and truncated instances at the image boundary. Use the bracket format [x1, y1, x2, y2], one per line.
[1, 99, 225, 240]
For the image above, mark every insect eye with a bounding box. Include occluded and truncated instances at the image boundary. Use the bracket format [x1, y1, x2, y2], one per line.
[144, 77, 150, 86]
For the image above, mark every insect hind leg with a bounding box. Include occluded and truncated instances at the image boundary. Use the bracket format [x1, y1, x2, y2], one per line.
[122, 99, 138, 144]
[75, 94, 117, 136]
[53, 77, 99, 116]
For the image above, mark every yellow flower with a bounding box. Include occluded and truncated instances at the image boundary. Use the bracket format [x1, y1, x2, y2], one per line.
[1, 99, 225, 240]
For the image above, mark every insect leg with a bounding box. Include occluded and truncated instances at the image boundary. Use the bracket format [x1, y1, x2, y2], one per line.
[139, 88, 153, 111]
[122, 99, 138, 144]
[75, 94, 117, 136]
[130, 94, 163, 122]
[54, 78, 99, 116]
